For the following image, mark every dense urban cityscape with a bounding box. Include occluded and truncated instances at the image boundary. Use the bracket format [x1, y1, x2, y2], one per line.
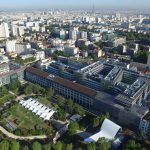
[0, 0, 150, 149]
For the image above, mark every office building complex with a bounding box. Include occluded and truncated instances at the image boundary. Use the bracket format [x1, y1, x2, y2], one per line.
[25, 62, 150, 128]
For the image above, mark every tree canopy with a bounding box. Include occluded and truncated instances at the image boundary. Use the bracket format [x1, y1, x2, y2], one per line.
[32, 141, 42, 150]
[68, 121, 79, 136]
[92, 113, 110, 128]
[11, 141, 20, 150]
[65, 143, 73, 150]
[97, 138, 111, 150]
[0, 140, 10, 150]
[43, 143, 51, 150]
[52, 141, 63, 150]
[87, 142, 96, 150]
[133, 50, 149, 64]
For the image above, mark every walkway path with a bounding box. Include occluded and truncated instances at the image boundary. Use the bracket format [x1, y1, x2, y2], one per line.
[0, 126, 48, 140]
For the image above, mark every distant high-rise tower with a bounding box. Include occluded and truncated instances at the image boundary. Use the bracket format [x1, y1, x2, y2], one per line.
[91, 1, 95, 16]
[0, 22, 9, 39]
[116, 12, 121, 20]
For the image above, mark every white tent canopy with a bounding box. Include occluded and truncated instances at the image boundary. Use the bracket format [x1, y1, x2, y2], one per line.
[41, 106, 47, 111]
[44, 110, 56, 120]
[45, 108, 51, 113]
[32, 108, 39, 113]
[19, 98, 56, 121]
[84, 119, 122, 143]
[36, 110, 44, 116]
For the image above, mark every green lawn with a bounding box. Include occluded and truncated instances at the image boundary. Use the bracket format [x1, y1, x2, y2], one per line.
[7, 104, 47, 129]
[0, 94, 15, 106]
[4, 104, 51, 132]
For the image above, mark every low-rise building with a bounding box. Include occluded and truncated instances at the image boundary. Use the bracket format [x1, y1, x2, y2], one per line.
[0, 55, 9, 64]
[64, 46, 78, 56]
[35, 51, 45, 61]
[15, 43, 31, 54]
[139, 112, 150, 136]
[0, 62, 26, 87]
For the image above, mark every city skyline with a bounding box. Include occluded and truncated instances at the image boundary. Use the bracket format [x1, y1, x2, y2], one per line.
[0, 0, 150, 10]
[0, 0, 150, 148]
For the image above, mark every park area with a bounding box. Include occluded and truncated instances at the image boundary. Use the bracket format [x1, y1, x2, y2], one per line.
[0, 94, 15, 106]
[0, 103, 55, 136]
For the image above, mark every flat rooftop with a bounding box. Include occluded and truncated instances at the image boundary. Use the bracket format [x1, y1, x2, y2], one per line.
[26, 67, 97, 97]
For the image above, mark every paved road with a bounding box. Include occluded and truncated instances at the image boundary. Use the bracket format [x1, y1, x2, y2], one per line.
[0, 126, 48, 140]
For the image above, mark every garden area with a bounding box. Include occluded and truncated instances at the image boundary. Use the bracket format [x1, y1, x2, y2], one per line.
[0, 94, 15, 107]
[0, 103, 55, 136]
[0, 86, 16, 114]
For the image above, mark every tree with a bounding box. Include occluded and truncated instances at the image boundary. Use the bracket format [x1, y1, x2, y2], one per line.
[12, 80, 21, 90]
[32, 84, 45, 95]
[124, 140, 137, 150]
[95, 41, 104, 49]
[97, 138, 111, 150]
[23, 57, 36, 64]
[11, 141, 20, 150]
[92, 116, 101, 128]
[90, 54, 98, 61]
[9, 80, 21, 94]
[65, 100, 74, 114]
[52, 141, 63, 150]
[65, 143, 73, 150]
[24, 84, 46, 95]
[68, 121, 79, 136]
[100, 113, 110, 123]
[22, 145, 29, 150]
[1, 86, 8, 96]
[92, 113, 110, 128]
[24, 85, 33, 95]
[133, 50, 149, 64]
[87, 142, 96, 150]
[73, 104, 85, 116]
[43, 143, 51, 150]
[79, 43, 88, 51]
[56, 107, 66, 121]
[57, 96, 66, 107]
[138, 130, 147, 141]
[47, 88, 54, 97]
[77, 148, 83, 150]
[32, 141, 42, 150]
[0, 140, 10, 150]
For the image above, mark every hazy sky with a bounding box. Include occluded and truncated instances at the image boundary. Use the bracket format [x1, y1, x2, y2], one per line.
[0, 0, 150, 10]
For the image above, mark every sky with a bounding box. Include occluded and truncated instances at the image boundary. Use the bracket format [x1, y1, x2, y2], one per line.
[0, 0, 150, 10]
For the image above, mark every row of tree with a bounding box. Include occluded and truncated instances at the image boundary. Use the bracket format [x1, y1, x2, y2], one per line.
[133, 50, 149, 64]
[24, 84, 85, 121]
[0, 80, 21, 97]
[0, 135, 148, 150]
[92, 113, 110, 128]
[55, 96, 85, 121]
[52, 51, 70, 59]
[24, 84, 46, 96]
[87, 138, 111, 150]
[15, 56, 36, 65]
[116, 31, 150, 41]
[0, 86, 9, 98]
[123, 139, 147, 150]
[9, 80, 22, 95]
[0, 139, 73, 150]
